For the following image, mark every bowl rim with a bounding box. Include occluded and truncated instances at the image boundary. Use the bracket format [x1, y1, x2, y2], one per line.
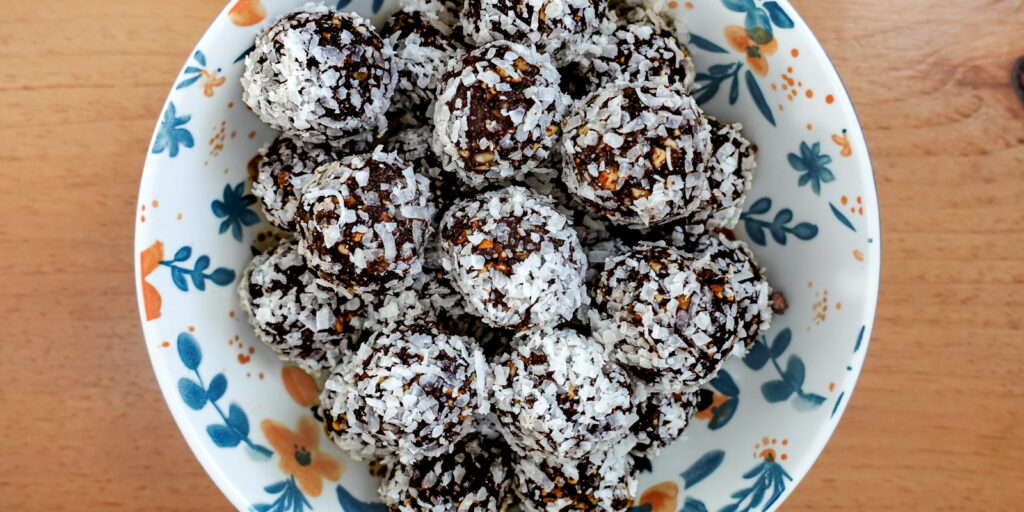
[133, 1, 882, 510]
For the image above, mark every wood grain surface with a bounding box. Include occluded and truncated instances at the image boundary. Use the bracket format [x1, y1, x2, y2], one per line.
[1, 0, 1022, 510]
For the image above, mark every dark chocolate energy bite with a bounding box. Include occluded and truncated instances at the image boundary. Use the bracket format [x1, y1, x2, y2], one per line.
[434, 41, 568, 187]
[491, 329, 637, 470]
[579, 13, 695, 94]
[319, 319, 487, 462]
[385, 124, 477, 213]
[238, 237, 365, 374]
[690, 233, 773, 348]
[461, 0, 606, 63]
[439, 186, 587, 330]
[589, 241, 742, 390]
[514, 443, 638, 512]
[562, 81, 713, 227]
[630, 386, 703, 456]
[379, 435, 513, 512]
[381, 2, 463, 111]
[296, 147, 435, 294]
[242, 5, 396, 146]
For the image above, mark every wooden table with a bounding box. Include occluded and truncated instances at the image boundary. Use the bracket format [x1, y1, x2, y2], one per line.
[2, 0, 1022, 509]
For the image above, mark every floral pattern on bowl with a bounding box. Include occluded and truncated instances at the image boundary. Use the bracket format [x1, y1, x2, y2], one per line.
[134, 0, 881, 510]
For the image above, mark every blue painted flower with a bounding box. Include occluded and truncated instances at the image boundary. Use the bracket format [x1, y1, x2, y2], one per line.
[788, 142, 835, 195]
[152, 102, 194, 157]
[212, 182, 261, 241]
[719, 457, 793, 512]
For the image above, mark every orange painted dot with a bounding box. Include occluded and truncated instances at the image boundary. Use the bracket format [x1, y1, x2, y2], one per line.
[781, 83, 788, 90]
[667, 1, 678, 8]
[828, 382, 836, 391]
[161, 341, 170, 348]
[228, 102, 234, 108]
[856, 196, 862, 204]
[782, 439, 789, 445]
[798, 81, 802, 87]
[151, 200, 159, 207]
[781, 454, 788, 461]
[224, 168, 229, 174]
[685, 1, 694, 8]
[248, 346, 255, 354]
[850, 207, 856, 214]
[836, 302, 842, 310]
[771, 438, 777, 444]
[188, 326, 195, 332]
[247, 372, 251, 377]
[762, 437, 770, 445]
[238, 354, 251, 364]
[177, 213, 183, 220]
[858, 207, 863, 215]
[248, 131, 257, 139]
[805, 89, 814, 98]
[853, 250, 864, 261]
[771, 83, 777, 90]
[230, 131, 237, 139]
[228, 339, 233, 345]
[826, 94, 835, 104]
[806, 123, 813, 130]
[807, 281, 813, 287]
[234, 335, 240, 341]
[139, 215, 145, 222]
[841, 195, 848, 205]
[791, 48, 799, 57]
[229, 311, 236, 318]
[777, 104, 784, 111]
[258, 372, 265, 380]
[204, 161, 208, 166]
[787, 66, 793, 73]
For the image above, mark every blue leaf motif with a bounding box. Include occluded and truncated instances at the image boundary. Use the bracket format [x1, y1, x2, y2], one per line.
[789, 222, 819, 240]
[830, 203, 857, 231]
[742, 339, 769, 370]
[682, 497, 709, 512]
[193, 255, 210, 273]
[372, 0, 385, 13]
[194, 50, 206, 66]
[170, 267, 189, 291]
[764, 1, 795, 28]
[693, 81, 722, 105]
[744, 70, 776, 126]
[689, 33, 729, 53]
[746, 197, 771, 215]
[793, 392, 826, 412]
[728, 72, 740, 104]
[769, 329, 791, 358]
[710, 370, 739, 396]
[682, 450, 726, 489]
[264, 481, 288, 494]
[709, 396, 738, 430]
[745, 220, 767, 246]
[208, 267, 237, 286]
[226, 403, 250, 437]
[173, 246, 193, 262]
[831, 391, 846, 418]
[337, 485, 389, 512]
[854, 325, 866, 352]
[178, 378, 207, 410]
[783, 355, 806, 389]
[722, 0, 754, 12]
[175, 74, 201, 89]
[206, 373, 227, 402]
[335, 0, 353, 9]
[761, 379, 793, 402]
[177, 332, 202, 370]
[207, 424, 242, 448]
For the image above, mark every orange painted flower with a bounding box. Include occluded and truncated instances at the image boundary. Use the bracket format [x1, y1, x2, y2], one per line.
[229, 0, 267, 27]
[636, 481, 679, 512]
[832, 131, 852, 157]
[139, 240, 164, 321]
[200, 69, 227, 97]
[724, 25, 777, 77]
[282, 366, 320, 407]
[261, 417, 342, 497]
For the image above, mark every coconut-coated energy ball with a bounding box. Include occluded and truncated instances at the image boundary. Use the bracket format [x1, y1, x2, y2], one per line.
[251, 135, 371, 231]
[319, 319, 487, 462]
[238, 237, 366, 374]
[384, 124, 477, 213]
[630, 386, 703, 456]
[589, 241, 741, 390]
[433, 41, 569, 187]
[579, 13, 695, 94]
[689, 233, 772, 348]
[241, 5, 396, 146]
[379, 434, 513, 512]
[296, 147, 435, 294]
[461, 0, 606, 63]
[561, 81, 713, 227]
[381, 1, 463, 111]
[491, 329, 637, 470]
[439, 186, 588, 330]
[513, 442, 638, 512]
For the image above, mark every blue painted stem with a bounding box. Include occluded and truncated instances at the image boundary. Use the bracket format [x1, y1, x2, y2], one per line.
[192, 368, 273, 457]
[767, 349, 809, 400]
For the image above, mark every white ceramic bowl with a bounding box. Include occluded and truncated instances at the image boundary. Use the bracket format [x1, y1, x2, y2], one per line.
[135, 1, 880, 510]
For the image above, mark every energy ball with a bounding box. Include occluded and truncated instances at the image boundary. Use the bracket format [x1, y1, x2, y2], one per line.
[381, 2, 463, 111]
[439, 186, 587, 330]
[461, 0, 606, 63]
[384, 125, 477, 213]
[513, 443, 638, 512]
[242, 5, 396, 146]
[589, 241, 741, 390]
[379, 435, 513, 512]
[580, 14, 695, 94]
[561, 81, 713, 227]
[630, 386, 703, 456]
[433, 41, 568, 187]
[491, 328, 637, 470]
[296, 147, 435, 294]
[238, 237, 365, 374]
[319, 319, 487, 462]
[689, 233, 772, 347]
[251, 135, 369, 231]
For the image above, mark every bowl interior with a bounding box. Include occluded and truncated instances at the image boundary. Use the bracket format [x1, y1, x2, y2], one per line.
[135, 1, 880, 510]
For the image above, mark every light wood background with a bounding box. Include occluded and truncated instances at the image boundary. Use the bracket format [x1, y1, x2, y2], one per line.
[2, 0, 1022, 510]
